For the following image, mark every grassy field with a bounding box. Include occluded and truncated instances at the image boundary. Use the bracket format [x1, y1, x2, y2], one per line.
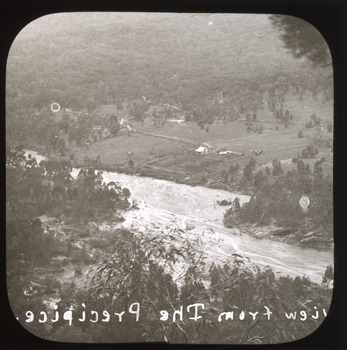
[70, 88, 333, 184]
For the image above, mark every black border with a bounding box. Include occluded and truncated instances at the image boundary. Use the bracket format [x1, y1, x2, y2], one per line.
[1, 0, 346, 349]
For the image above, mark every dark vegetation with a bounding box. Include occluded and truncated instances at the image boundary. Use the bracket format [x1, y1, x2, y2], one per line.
[224, 153, 333, 247]
[269, 15, 331, 67]
[6, 147, 131, 223]
[26, 251, 332, 344]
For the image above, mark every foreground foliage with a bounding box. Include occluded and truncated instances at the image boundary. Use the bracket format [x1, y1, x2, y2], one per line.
[18, 229, 332, 344]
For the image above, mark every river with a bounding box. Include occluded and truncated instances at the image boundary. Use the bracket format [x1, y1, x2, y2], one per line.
[26, 150, 333, 284]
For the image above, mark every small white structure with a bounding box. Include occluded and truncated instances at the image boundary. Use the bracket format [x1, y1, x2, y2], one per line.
[195, 146, 208, 155]
[219, 150, 244, 156]
[168, 119, 185, 124]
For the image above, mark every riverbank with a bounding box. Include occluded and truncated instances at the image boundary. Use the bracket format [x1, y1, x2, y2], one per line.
[34, 205, 333, 287]
[29, 149, 333, 252]
[24, 149, 334, 284]
[235, 222, 334, 251]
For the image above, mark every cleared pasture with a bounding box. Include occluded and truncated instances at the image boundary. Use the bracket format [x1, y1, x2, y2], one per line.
[71, 89, 333, 182]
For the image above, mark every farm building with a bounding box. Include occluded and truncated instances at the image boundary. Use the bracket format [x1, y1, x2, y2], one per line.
[195, 146, 209, 155]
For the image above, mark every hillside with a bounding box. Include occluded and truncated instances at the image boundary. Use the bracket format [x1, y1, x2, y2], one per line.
[6, 13, 331, 114]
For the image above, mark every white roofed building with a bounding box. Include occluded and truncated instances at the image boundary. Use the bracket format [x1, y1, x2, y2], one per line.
[195, 146, 208, 155]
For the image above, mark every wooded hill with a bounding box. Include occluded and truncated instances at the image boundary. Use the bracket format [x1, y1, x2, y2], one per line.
[6, 13, 331, 117]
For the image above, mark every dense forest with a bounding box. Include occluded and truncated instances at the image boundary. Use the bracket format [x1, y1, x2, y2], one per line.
[6, 13, 332, 148]
[223, 154, 333, 247]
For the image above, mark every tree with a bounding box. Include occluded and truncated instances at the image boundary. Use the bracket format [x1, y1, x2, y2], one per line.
[269, 15, 331, 67]
[253, 170, 266, 188]
[110, 123, 121, 136]
[122, 187, 131, 199]
[272, 159, 283, 176]
[243, 164, 253, 181]
[321, 265, 333, 288]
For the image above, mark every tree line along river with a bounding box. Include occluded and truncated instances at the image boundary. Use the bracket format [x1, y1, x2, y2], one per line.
[25, 150, 333, 285]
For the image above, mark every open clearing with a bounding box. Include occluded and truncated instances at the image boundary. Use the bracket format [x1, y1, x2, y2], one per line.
[70, 89, 333, 184]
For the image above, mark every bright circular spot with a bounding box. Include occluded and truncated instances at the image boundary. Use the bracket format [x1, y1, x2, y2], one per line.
[299, 196, 310, 209]
[51, 102, 60, 112]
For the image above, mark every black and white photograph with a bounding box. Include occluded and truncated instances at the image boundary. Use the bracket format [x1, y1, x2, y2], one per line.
[6, 12, 334, 344]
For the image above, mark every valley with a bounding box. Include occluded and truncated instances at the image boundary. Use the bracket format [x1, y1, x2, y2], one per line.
[6, 12, 334, 344]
